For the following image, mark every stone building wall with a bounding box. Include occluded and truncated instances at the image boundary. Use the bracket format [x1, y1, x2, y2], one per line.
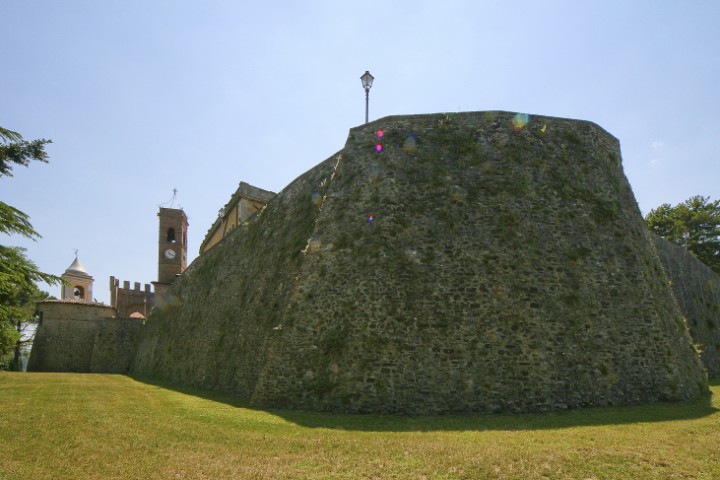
[651, 234, 720, 377]
[110, 276, 154, 318]
[132, 159, 327, 397]
[132, 111, 708, 414]
[28, 301, 143, 373]
[200, 182, 277, 253]
[90, 318, 144, 373]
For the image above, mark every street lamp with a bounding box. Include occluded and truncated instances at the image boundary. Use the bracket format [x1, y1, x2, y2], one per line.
[360, 70, 374, 124]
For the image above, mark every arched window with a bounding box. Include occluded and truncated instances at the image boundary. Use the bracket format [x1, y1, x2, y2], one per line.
[73, 286, 85, 300]
[167, 228, 176, 243]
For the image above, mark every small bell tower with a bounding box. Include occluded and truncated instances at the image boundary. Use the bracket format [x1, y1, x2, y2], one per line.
[153, 207, 189, 299]
[61, 255, 94, 302]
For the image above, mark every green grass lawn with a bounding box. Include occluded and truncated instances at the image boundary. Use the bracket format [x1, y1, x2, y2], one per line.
[0, 373, 718, 479]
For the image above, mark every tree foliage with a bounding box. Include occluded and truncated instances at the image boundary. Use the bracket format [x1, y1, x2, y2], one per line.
[0, 127, 51, 177]
[0, 127, 60, 369]
[0, 201, 38, 238]
[645, 195, 720, 275]
[0, 127, 51, 242]
[0, 266, 47, 370]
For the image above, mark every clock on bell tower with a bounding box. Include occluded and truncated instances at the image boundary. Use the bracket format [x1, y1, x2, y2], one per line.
[154, 207, 189, 296]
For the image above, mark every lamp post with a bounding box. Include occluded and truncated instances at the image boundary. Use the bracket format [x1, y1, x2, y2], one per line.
[360, 70, 374, 124]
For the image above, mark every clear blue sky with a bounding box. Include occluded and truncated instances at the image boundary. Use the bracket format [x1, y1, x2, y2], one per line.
[2, 1, 719, 304]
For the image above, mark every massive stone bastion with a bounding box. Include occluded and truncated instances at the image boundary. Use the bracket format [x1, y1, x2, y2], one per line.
[132, 111, 708, 414]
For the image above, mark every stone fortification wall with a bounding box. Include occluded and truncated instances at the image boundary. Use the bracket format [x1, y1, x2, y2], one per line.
[132, 157, 332, 396]
[133, 111, 707, 414]
[28, 301, 143, 373]
[651, 235, 720, 377]
[89, 317, 145, 373]
[110, 276, 154, 318]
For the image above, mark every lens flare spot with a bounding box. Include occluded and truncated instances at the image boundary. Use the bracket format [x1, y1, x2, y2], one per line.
[403, 134, 418, 154]
[512, 113, 529, 129]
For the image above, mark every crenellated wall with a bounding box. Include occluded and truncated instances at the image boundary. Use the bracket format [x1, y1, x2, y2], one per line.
[110, 276, 154, 318]
[131, 111, 708, 414]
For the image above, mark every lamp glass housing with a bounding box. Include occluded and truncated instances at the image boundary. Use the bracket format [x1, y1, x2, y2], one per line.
[361, 71, 374, 90]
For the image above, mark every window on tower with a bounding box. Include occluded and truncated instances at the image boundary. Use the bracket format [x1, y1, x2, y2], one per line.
[167, 228, 176, 243]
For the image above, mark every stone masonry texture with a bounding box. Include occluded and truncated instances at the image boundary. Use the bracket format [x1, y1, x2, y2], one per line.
[132, 111, 708, 414]
[651, 234, 720, 377]
[28, 302, 143, 373]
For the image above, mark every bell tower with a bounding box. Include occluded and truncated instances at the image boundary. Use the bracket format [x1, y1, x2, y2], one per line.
[153, 207, 188, 299]
[61, 255, 94, 302]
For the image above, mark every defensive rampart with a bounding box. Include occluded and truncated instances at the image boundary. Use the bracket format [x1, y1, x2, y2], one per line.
[651, 235, 720, 377]
[28, 301, 143, 373]
[132, 111, 708, 414]
[110, 276, 154, 318]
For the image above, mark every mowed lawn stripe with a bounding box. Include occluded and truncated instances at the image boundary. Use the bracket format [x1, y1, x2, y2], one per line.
[1, 373, 718, 479]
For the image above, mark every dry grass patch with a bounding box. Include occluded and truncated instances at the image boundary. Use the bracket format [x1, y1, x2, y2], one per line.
[0, 373, 718, 479]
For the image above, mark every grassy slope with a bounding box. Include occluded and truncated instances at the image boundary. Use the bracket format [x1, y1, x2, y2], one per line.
[1, 373, 718, 479]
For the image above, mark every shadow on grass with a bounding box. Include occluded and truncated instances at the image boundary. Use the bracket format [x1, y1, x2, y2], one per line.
[131, 375, 719, 432]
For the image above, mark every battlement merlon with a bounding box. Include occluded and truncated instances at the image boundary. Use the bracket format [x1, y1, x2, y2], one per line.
[110, 276, 153, 291]
[110, 275, 153, 308]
